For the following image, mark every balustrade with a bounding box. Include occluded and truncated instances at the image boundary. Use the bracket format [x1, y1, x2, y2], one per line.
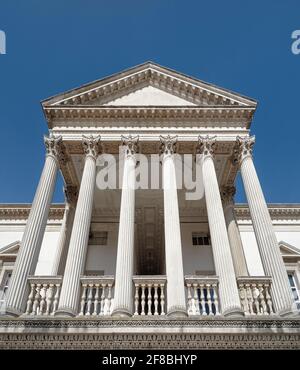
[185, 276, 220, 316]
[133, 276, 166, 316]
[237, 277, 275, 315]
[25, 276, 62, 316]
[78, 276, 114, 316]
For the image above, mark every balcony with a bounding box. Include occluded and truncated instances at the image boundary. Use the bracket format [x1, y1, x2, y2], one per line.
[23, 275, 276, 318]
[185, 276, 220, 316]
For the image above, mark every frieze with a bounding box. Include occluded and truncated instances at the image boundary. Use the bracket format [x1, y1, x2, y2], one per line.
[0, 318, 299, 349]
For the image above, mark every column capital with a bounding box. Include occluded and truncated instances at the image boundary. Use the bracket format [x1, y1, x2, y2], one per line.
[233, 136, 255, 165]
[44, 135, 65, 162]
[64, 186, 78, 208]
[221, 185, 236, 208]
[121, 134, 139, 157]
[198, 135, 216, 159]
[82, 135, 101, 159]
[160, 135, 177, 156]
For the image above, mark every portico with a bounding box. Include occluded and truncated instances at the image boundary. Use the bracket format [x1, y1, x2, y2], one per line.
[2, 62, 296, 323]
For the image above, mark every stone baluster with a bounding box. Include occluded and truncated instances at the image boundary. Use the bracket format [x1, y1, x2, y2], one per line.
[56, 135, 100, 317]
[186, 284, 193, 315]
[39, 284, 47, 315]
[160, 284, 165, 315]
[112, 135, 138, 317]
[5, 136, 63, 316]
[25, 284, 35, 315]
[160, 135, 187, 317]
[92, 284, 100, 316]
[107, 284, 112, 315]
[141, 284, 146, 315]
[147, 284, 152, 315]
[52, 284, 60, 315]
[45, 284, 54, 316]
[154, 284, 159, 316]
[79, 284, 88, 316]
[100, 284, 106, 316]
[86, 284, 93, 316]
[32, 284, 41, 315]
[212, 283, 220, 315]
[206, 284, 213, 315]
[195, 284, 201, 315]
[235, 136, 294, 316]
[198, 135, 243, 317]
[134, 285, 139, 316]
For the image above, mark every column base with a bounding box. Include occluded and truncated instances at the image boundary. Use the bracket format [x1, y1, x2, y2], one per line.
[111, 308, 132, 318]
[278, 306, 295, 317]
[4, 306, 23, 317]
[223, 306, 244, 318]
[55, 307, 77, 318]
[167, 306, 188, 318]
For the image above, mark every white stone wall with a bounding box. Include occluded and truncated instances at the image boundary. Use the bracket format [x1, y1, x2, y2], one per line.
[1, 214, 300, 279]
[180, 223, 215, 275]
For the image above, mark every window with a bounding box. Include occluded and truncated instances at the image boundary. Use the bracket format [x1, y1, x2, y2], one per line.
[0, 271, 12, 313]
[89, 231, 108, 246]
[192, 233, 211, 246]
[288, 272, 300, 310]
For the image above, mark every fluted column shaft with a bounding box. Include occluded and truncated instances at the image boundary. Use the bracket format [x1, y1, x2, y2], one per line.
[6, 136, 62, 316]
[112, 136, 138, 317]
[199, 136, 243, 317]
[51, 201, 76, 276]
[237, 136, 294, 315]
[222, 187, 248, 277]
[57, 136, 100, 316]
[161, 136, 187, 317]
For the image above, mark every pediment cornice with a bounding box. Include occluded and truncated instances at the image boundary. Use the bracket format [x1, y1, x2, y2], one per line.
[42, 63, 257, 109]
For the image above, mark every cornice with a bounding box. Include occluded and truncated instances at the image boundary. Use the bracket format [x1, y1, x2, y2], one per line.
[0, 205, 65, 220]
[45, 106, 254, 128]
[235, 204, 300, 221]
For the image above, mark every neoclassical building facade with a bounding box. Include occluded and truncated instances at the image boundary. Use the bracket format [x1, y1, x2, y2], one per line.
[0, 62, 299, 349]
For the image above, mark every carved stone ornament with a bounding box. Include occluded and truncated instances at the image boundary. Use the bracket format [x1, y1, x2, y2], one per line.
[198, 135, 216, 158]
[121, 134, 139, 156]
[159, 135, 178, 155]
[82, 135, 101, 159]
[233, 136, 255, 165]
[64, 186, 78, 206]
[221, 186, 236, 208]
[44, 135, 64, 160]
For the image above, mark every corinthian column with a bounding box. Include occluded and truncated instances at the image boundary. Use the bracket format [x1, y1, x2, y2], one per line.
[221, 186, 248, 277]
[51, 186, 78, 276]
[236, 136, 294, 315]
[198, 136, 243, 317]
[6, 135, 63, 316]
[112, 135, 138, 317]
[160, 135, 187, 317]
[56, 135, 100, 317]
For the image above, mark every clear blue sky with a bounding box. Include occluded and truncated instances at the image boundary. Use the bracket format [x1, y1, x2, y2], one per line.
[0, 1, 299, 204]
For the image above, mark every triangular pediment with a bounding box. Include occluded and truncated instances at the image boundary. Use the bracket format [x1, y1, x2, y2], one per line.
[279, 241, 300, 257]
[42, 61, 257, 108]
[0, 240, 20, 255]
